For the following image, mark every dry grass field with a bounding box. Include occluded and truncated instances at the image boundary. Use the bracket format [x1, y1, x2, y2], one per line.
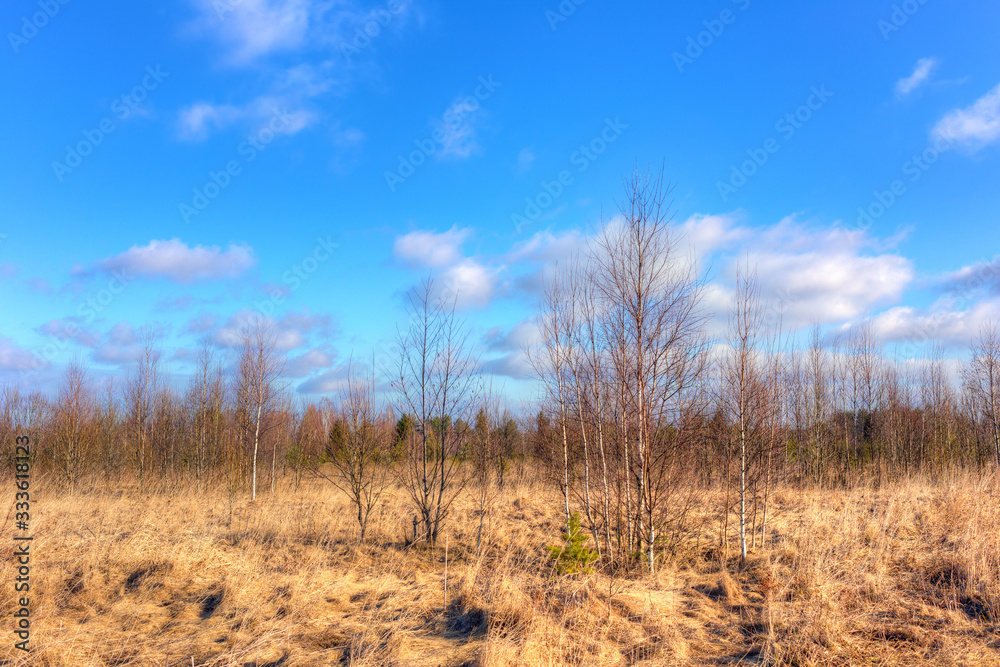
[2, 471, 1000, 666]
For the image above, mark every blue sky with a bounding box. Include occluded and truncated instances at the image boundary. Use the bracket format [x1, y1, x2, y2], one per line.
[1, 0, 999, 398]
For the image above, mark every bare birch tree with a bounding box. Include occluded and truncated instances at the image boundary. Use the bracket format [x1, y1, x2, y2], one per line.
[393, 279, 478, 545]
[235, 317, 285, 501]
[593, 168, 708, 573]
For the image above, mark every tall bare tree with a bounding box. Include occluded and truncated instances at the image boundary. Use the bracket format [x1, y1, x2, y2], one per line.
[53, 359, 91, 493]
[124, 327, 161, 492]
[723, 264, 767, 563]
[529, 264, 575, 523]
[236, 317, 285, 501]
[393, 279, 478, 545]
[592, 168, 708, 573]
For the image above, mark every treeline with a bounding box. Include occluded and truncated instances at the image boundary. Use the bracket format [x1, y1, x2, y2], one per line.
[2, 170, 999, 573]
[0, 336, 531, 501]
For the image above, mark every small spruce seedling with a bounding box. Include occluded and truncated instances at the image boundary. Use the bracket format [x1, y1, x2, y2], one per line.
[546, 512, 599, 575]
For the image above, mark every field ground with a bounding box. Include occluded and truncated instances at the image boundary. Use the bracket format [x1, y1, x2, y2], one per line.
[2, 471, 1000, 666]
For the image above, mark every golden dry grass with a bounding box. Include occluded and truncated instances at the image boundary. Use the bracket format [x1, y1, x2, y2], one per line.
[2, 470, 1000, 666]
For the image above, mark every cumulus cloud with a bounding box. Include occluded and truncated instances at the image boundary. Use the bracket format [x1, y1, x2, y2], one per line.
[896, 57, 937, 98]
[931, 83, 1000, 150]
[438, 259, 497, 309]
[394, 227, 472, 268]
[872, 298, 1000, 348]
[745, 219, 914, 327]
[95, 239, 255, 283]
[679, 212, 749, 260]
[284, 347, 336, 378]
[393, 226, 501, 309]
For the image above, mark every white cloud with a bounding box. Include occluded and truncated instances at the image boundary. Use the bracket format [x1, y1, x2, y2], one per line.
[37, 319, 100, 348]
[482, 320, 540, 381]
[485, 320, 541, 353]
[934, 256, 1000, 296]
[749, 220, 914, 327]
[680, 212, 749, 260]
[434, 98, 482, 160]
[96, 239, 255, 283]
[393, 226, 472, 268]
[0, 337, 43, 371]
[176, 95, 317, 141]
[439, 259, 497, 309]
[394, 227, 501, 309]
[93, 343, 142, 366]
[297, 363, 352, 394]
[679, 217, 915, 334]
[181, 0, 353, 141]
[872, 298, 1000, 348]
[107, 322, 138, 346]
[176, 102, 243, 141]
[931, 83, 1000, 149]
[484, 352, 535, 381]
[505, 228, 587, 265]
[192, 0, 311, 65]
[284, 347, 336, 378]
[210, 309, 333, 352]
[895, 57, 937, 98]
